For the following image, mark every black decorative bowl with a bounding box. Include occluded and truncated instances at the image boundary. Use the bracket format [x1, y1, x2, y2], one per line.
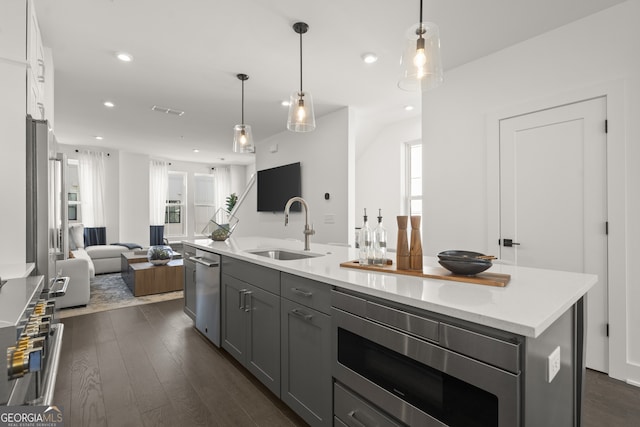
[438, 259, 492, 276]
[437, 250, 491, 264]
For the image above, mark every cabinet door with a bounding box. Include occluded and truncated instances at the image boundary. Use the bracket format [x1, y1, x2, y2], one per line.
[0, 0, 27, 61]
[221, 274, 247, 364]
[246, 284, 281, 397]
[183, 261, 196, 320]
[281, 298, 332, 427]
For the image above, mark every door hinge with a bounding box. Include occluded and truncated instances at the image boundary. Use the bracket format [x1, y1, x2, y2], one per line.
[605, 119, 608, 133]
[606, 221, 609, 235]
[606, 323, 609, 337]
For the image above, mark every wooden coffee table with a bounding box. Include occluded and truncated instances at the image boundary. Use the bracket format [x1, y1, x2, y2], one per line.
[121, 259, 184, 297]
[121, 251, 149, 272]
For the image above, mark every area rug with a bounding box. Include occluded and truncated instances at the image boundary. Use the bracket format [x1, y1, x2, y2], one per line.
[58, 272, 183, 318]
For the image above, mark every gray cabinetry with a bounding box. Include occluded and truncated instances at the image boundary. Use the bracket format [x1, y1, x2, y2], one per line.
[281, 273, 332, 427]
[221, 257, 281, 396]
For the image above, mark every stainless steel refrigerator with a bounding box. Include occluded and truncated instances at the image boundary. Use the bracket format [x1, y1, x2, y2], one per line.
[25, 115, 67, 285]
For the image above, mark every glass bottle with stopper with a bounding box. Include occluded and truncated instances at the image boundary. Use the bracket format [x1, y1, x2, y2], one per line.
[373, 209, 387, 265]
[358, 209, 372, 265]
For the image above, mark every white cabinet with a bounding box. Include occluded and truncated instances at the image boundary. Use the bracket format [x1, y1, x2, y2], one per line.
[0, 0, 27, 62]
[26, 0, 48, 121]
[0, 0, 51, 122]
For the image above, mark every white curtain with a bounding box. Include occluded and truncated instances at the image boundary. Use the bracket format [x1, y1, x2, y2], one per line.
[149, 160, 169, 226]
[214, 166, 231, 211]
[78, 150, 106, 227]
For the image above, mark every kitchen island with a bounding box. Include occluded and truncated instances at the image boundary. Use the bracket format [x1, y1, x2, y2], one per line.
[184, 236, 596, 427]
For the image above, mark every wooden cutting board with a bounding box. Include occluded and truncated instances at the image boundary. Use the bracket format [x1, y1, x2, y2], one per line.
[339, 260, 510, 287]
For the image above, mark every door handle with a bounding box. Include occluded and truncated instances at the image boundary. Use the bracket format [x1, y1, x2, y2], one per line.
[239, 288, 248, 309]
[502, 239, 521, 247]
[243, 291, 252, 312]
[346, 410, 369, 427]
[290, 308, 313, 321]
[291, 287, 313, 297]
[190, 256, 219, 267]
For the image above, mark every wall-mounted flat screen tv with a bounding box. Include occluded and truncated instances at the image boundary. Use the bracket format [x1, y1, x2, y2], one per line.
[257, 162, 302, 212]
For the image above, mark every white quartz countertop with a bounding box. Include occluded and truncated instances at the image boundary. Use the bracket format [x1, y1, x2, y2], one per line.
[183, 237, 596, 338]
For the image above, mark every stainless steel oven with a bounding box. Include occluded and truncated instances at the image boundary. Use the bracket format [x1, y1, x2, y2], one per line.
[332, 290, 522, 427]
[1, 275, 67, 406]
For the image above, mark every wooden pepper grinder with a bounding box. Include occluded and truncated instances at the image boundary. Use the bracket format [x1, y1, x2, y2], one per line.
[410, 215, 423, 271]
[396, 216, 410, 270]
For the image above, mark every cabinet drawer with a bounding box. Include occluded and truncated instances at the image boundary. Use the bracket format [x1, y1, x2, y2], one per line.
[334, 382, 403, 427]
[281, 273, 331, 315]
[222, 256, 280, 294]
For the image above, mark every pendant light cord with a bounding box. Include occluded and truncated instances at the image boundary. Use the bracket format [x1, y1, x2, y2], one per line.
[419, 0, 423, 24]
[299, 31, 303, 94]
[241, 79, 245, 124]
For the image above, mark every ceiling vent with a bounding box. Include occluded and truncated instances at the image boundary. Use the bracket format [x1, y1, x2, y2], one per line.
[151, 105, 185, 116]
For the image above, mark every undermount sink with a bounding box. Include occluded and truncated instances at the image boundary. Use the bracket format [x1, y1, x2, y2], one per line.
[248, 249, 324, 261]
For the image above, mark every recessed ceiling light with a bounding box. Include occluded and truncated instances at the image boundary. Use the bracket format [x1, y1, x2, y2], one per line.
[193, 149, 200, 153]
[281, 100, 290, 107]
[94, 136, 104, 140]
[103, 101, 115, 108]
[362, 52, 378, 64]
[404, 105, 415, 111]
[116, 52, 133, 62]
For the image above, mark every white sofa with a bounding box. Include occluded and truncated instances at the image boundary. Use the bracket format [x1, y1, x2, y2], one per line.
[54, 223, 143, 309]
[56, 256, 91, 309]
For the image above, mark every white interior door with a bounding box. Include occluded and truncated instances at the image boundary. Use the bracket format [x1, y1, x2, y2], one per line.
[499, 97, 608, 372]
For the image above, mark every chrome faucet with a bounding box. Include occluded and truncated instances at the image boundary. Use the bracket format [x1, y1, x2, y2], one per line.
[284, 197, 315, 251]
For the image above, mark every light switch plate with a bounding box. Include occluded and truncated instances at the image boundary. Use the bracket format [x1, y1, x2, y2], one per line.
[548, 346, 561, 383]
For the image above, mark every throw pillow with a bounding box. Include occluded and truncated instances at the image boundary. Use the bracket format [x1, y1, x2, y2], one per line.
[68, 228, 77, 250]
[70, 223, 85, 249]
[68, 251, 75, 259]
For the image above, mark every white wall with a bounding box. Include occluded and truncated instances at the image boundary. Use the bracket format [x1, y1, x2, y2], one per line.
[421, 1, 640, 383]
[356, 116, 421, 251]
[119, 152, 149, 245]
[234, 108, 354, 246]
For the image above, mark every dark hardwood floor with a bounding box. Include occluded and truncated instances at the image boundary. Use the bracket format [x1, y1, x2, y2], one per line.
[54, 299, 640, 427]
[54, 298, 307, 427]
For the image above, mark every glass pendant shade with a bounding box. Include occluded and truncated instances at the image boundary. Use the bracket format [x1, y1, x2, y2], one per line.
[233, 124, 254, 153]
[287, 22, 316, 133]
[232, 73, 255, 153]
[398, 22, 443, 92]
[286, 91, 315, 132]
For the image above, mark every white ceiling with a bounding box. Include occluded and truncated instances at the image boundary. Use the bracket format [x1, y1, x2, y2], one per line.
[34, 0, 625, 165]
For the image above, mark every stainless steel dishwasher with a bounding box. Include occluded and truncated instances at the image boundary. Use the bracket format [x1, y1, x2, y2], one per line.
[182, 245, 197, 320]
[194, 249, 221, 347]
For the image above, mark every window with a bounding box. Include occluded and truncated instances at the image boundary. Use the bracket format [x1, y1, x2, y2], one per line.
[67, 159, 81, 222]
[193, 173, 216, 235]
[165, 172, 187, 237]
[405, 142, 422, 216]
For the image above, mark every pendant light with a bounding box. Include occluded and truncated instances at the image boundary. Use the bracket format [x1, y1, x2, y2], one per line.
[287, 22, 316, 132]
[233, 73, 255, 153]
[398, 0, 443, 91]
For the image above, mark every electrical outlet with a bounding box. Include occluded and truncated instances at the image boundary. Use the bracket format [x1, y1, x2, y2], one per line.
[324, 214, 335, 224]
[547, 346, 561, 383]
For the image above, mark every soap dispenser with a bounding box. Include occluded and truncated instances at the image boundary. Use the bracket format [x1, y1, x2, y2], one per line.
[373, 209, 387, 265]
[358, 209, 372, 265]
